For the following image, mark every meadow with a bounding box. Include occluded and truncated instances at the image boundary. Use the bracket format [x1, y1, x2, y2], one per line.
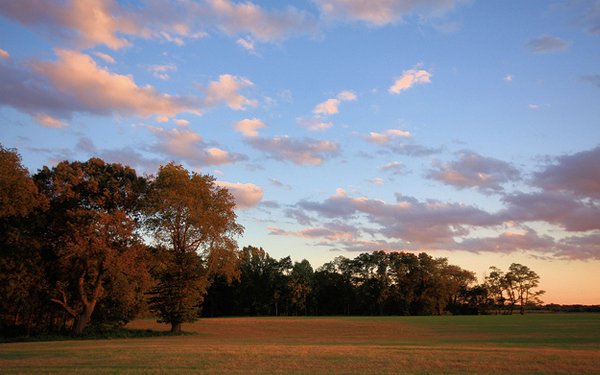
[1, 314, 599, 374]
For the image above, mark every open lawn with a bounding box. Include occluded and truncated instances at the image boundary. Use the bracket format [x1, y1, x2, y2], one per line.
[1, 314, 599, 374]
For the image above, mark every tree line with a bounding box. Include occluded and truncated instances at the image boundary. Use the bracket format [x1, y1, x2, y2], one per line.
[1, 145, 545, 337]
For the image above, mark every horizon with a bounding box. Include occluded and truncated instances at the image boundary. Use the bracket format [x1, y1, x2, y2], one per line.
[1, 0, 599, 305]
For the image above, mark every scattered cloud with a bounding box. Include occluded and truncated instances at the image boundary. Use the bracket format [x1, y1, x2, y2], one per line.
[389, 67, 432, 94]
[174, 118, 190, 127]
[147, 64, 176, 80]
[313, 90, 357, 115]
[93, 51, 115, 64]
[314, 0, 466, 26]
[269, 178, 291, 190]
[33, 114, 66, 128]
[208, 0, 319, 41]
[297, 117, 334, 132]
[0, 48, 10, 59]
[427, 150, 521, 193]
[501, 191, 600, 232]
[202, 74, 257, 110]
[298, 189, 499, 247]
[380, 161, 407, 175]
[456, 229, 556, 255]
[365, 129, 412, 144]
[246, 136, 340, 165]
[236, 36, 257, 54]
[34, 49, 199, 118]
[234, 118, 266, 137]
[368, 178, 385, 185]
[216, 181, 264, 209]
[269, 221, 359, 241]
[526, 35, 569, 53]
[147, 125, 246, 166]
[532, 145, 600, 199]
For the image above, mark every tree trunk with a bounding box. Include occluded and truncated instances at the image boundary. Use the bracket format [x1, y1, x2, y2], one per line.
[171, 322, 182, 333]
[72, 301, 96, 335]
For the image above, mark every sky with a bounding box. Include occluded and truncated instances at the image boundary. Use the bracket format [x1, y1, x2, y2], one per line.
[1, 0, 600, 304]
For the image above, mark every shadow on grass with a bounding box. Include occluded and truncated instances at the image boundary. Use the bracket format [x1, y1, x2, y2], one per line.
[0, 327, 196, 344]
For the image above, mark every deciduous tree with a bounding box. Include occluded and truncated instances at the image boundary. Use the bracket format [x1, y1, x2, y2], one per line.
[144, 163, 242, 332]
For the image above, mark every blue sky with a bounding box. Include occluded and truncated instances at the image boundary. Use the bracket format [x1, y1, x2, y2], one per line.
[1, 0, 600, 304]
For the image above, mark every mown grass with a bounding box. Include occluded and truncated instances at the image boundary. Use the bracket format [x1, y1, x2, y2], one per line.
[1, 314, 599, 374]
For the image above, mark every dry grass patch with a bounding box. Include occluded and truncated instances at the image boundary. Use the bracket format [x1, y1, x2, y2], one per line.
[2, 315, 599, 374]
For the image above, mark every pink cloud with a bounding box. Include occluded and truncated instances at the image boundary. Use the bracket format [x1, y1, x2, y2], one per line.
[208, 0, 318, 41]
[246, 136, 340, 165]
[234, 118, 266, 137]
[216, 181, 264, 209]
[389, 68, 432, 94]
[316, 0, 465, 25]
[366, 129, 412, 144]
[34, 114, 66, 128]
[428, 150, 521, 193]
[147, 126, 246, 167]
[533, 146, 600, 199]
[202, 74, 257, 110]
[31, 49, 199, 118]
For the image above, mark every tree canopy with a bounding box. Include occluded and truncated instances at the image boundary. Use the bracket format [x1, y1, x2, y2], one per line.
[0, 147, 548, 338]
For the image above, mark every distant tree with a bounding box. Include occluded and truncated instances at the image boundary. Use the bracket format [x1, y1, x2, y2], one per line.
[505, 263, 545, 315]
[34, 158, 149, 334]
[144, 163, 242, 332]
[288, 259, 314, 315]
[485, 264, 544, 315]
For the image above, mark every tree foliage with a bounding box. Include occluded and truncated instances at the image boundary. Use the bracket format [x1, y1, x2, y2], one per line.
[144, 163, 243, 332]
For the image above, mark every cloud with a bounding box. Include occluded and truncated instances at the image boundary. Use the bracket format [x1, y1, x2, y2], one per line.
[427, 151, 521, 193]
[202, 74, 257, 110]
[34, 114, 66, 128]
[501, 191, 600, 232]
[315, 0, 466, 26]
[381, 161, 407, 175]
[208, 0, 318, 41]
[526, 35, 570, 53]
[297, 117, 334, 132]
[555, 234, 600, 260]
[0, 0, 139, 50]
[582, 75, 600, 88]
[269, 221, 359, 241]
[246, 136, 340, 165]
[298, 189, 499, 246]
[236, 36, 256, 52]
[24, 49, 199, 119]
[75, 136, 162, 174]
[503, 74, 513, 82]
[147, 64, 176, 80]
[174, 119, 190, 127]
[147, 126, 246, 167]
[0, 48, 9, 59]
[365, 129, 412, 144]
[234, 118, 266, 137]
[456, 229, 556, 255]
[368, 178, 385, 185]
[389, 68, 432, 94]
[313, 90, 357, 115]
[0, 0, 211, 50]
[93, 51, 115, 64]
[532, 146, 600, 199]
[216, 181, 264, 209]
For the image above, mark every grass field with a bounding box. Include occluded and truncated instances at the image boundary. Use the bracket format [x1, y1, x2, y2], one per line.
[1, 314, 599, 374]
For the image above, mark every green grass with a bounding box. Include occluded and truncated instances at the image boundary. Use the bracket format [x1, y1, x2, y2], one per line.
[1, 314, 599, 374]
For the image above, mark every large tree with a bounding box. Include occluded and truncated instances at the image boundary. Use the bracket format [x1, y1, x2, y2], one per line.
[144, 163, 243, 332]
[505, 263, 545, 315]
[0, 145, 46, 334]
[34, 158, 150, 334]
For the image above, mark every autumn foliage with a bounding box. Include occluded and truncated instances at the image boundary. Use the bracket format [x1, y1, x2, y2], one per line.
[0, 145, 544, 337]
